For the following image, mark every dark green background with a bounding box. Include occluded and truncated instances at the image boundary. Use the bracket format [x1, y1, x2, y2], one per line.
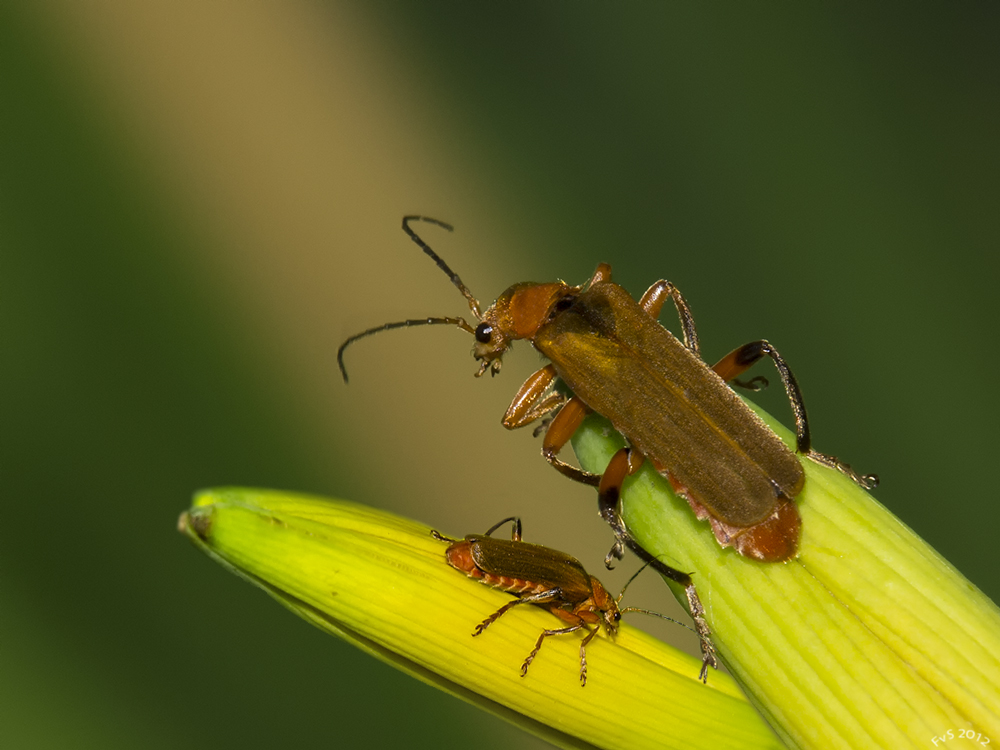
[2, 4, 997, 749]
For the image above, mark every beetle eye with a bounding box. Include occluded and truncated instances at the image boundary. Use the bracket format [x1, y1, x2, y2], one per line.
[475, 323, 493, 343]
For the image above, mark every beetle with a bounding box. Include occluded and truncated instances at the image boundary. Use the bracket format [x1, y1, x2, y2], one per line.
[339, 216, 877, 565]
[431, 516, 707, 685]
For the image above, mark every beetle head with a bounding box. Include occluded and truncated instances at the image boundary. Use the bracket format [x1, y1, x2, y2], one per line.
[472, 281, 579, 377]
[337, 218, 587, 382]
[588, 576, 622, 637]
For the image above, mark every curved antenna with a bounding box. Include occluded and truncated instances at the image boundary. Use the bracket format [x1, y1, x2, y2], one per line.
[337, 316, 476, 383]
[618, 607, 695, 634]
[402, 216, 483, 319]
[615, 559, 696, 634]
[616, 559, 654, 603]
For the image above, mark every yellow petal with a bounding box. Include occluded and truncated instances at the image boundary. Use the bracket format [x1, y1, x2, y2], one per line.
[179, 488, 783, 750]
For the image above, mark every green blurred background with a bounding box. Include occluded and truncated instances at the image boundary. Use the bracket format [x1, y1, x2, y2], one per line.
[2, 3, 997, 748]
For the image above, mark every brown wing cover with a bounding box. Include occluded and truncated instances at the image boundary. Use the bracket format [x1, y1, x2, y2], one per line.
[467, 535, 595, 601]
[536, 283, 804, 528]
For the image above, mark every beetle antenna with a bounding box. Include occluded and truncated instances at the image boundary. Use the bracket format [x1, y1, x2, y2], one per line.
[615, 559, 697, 634]
[403, 216, 484, 320]
[618, 606, 696, 634]
[337, 316, 476, 383]
[616, 559, 655, 603]
[483, 516, 522, 540]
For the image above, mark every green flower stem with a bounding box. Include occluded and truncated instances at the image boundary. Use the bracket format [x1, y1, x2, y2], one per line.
[179, 489, 783, 750]
[571, 406, 1000, 750]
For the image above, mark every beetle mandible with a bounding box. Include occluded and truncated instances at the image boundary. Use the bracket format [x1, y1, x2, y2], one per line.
[431, 516, 709, 685]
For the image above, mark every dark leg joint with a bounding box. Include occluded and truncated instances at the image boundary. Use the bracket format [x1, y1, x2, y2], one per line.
[735, 340, 766, 366]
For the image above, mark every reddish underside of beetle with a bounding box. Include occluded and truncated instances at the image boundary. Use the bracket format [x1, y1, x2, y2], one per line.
[666, 473, 802, 561]
[446, 541, 550, 596]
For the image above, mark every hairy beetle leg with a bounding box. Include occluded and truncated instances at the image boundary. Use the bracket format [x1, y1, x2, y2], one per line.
[714, 339, 877, 489]
[473, 589, 562, 636]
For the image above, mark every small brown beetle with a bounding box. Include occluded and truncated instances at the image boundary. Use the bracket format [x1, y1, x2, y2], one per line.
[432, 517, 704, 685]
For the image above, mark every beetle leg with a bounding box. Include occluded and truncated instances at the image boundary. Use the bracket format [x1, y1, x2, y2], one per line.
[806, 451, 880, 489]
[713, 340, 810, 451]
[504, 367, 598, 482]
[713, 340, 878, 489]
[597, 448, 646, 569]
[686, 587, 718, 682]
[612, 549, 717, 682]
[576, 623, 602, 686]
[473, 588, 562, 636]
[594, 448, 719, 681]
[521, 622, 585, 679]
[502, 365, 567, 429]
[732, 375, 770, 391]
[482, 516, 522, 540]
[639, 280, 700, 356]
[604, 541, 625, 570]
[541, 397, 601, 486]
[532, 417, 553, 438]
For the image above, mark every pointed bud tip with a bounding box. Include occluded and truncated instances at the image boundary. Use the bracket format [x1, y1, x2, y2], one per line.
[178, 506, 214, 541]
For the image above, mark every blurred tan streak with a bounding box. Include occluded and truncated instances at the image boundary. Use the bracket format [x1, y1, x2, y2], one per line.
[30, 1, 603, 561]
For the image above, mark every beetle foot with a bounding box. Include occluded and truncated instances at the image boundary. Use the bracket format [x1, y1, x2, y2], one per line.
[532, 417, 553, 438]
[733, 375, 769, 391]
[805, 449, 879, 490]
[683, 582, 718, 683]
[604, 538, 625, 570]
[520, 649, 538, 677]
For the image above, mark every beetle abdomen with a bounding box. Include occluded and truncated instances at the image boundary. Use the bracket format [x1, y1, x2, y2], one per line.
[478, 572, 548, 596]
[444, 540, 551, 596]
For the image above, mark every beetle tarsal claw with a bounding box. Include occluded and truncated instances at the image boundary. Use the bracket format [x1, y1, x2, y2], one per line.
[805, 449, 880, 491]
[532, 417, 553, 438]
[604, 538, 625, 570]
[733, 375, 769, 391]
[682, 583, 718, 682]
[520, 649, 539, 677]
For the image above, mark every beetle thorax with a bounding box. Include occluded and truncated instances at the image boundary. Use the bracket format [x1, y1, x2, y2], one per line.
[473, 281, 579, 372]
